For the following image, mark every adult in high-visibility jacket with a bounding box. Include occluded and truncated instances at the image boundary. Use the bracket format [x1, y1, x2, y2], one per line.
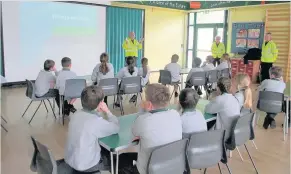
[260, 33, 278, 82]
[211, 36, 225, 67]
[122, 32, 143, 62]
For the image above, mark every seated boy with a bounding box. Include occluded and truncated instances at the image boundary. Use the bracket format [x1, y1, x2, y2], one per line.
[165, 54, 181, 97]
[65, 86, 119, 172]
[179, 88, 207, 136]
[201, 55, 215, 71]
[258, 66, 286, 129]
[35, 59, 58, 98]
[216, 53, 231, 71]
[185, 57, 204, 95]
[55, 57, 77, 115]
[118, 84, 182, 174]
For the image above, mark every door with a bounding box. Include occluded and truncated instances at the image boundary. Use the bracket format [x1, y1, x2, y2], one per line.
[196, 28, 214, 64]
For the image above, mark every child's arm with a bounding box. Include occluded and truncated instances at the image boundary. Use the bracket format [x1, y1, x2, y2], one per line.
[91, 66, 98, 83]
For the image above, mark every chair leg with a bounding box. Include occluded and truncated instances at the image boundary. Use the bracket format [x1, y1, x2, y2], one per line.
[170, 89, 175, 100]
[252, 140, 258, 150]
[1, 124, 8, 132]
[62, 97, 65, 125]
[47, 99, 56, 119]
[1, 116, 7, 123]
[236, 147, 244, 161]
[29, 101, 42, 124]
[21, 100, 33, 118]
[113, 95, 116, 109]
[43, 100, 49, 113]
[120, 96, 124, 115]
[218, 163, 223, 174]
[135, 93, 138, 107]
[203, 168, 207, 174]
[244, 144, 258, 174]
[225, 163, 232, 174]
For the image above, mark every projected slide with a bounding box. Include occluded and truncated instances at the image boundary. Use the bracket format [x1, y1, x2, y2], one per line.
[2, 2, 106, 82]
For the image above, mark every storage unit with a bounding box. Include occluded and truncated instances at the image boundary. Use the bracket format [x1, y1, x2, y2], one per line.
[230, 58, 260, 83]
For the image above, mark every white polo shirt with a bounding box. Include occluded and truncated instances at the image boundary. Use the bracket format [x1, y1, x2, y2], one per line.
[181, 110, 207, 134]
[116, 66, 138, 79]
[165, 63, 181, 83]
[56, 69, 77, 95]
[35, 70, 56, 97]
[91, 63, 114, 84]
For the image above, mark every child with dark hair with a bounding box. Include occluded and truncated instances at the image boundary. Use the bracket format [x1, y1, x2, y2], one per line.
[35, 59, 58, 97]
[185, 57, 204, 95]
[179, 88, 207, 135]
[138, 57, 150, 86]
[205, 77, 241, 130]
[55, 57, 77, 115]
[91, 53, 114, 105]
[165, 54, 181, 97]
[258, 66, 286, 129]
[65, 86, 119, 172]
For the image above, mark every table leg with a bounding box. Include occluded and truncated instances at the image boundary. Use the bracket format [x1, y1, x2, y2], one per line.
[111, 152, 114, 174]
[116, 151, 119, 174]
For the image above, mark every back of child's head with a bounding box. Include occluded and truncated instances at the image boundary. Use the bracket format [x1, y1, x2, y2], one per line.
[81, 86, 104, 111]
[217, 77, 231, 94]
[269, 66, 283, 79]
[235, 74, 252, 108]
[179, 88, 199, 110]
[145, 83, 170, 108]
[192, 57, 202, 68]
[206, 55, 213, 63]
[44, 59, 55, 71]
[171, 54, 179, 63]
[61, 57, 71, 68]
[99, 53, 109, 75]
[141, 57, 148, 78]
[126, 56, 135, 75]
[141, 57, 148, 66]
[222, 53, 230, 62]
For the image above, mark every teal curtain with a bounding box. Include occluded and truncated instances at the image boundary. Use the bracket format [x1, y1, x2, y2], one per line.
[106, 7, 144, 74]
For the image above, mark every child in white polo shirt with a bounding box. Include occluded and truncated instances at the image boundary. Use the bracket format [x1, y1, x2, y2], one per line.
[165, 54, 181, 97]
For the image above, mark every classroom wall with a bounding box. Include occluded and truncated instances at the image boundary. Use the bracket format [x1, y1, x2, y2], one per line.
[111, 2, 188, 70]
[227, 3, 288, 53]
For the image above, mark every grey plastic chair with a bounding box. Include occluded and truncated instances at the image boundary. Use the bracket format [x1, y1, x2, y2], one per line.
[186, 129, 232, 174]
[21, 80, 56, 124]
[1, 116, 8, 132]
[204, 70, 219, 99]
[188, 71, 207, 86]
[60, 79, 86, 125]
[119, 76, 142, 115]
[158, 70, 181, 100]
[148, 139, 188, 174]
[219, 68, 231, 78]
[225, 113, 258, 174]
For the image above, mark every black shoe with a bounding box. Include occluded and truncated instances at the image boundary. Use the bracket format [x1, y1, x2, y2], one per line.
[270, 120, 276, 129]
[197, 89, 203, 95]
[175, 92, 179, 98]
[114, 103, 120, 108]
[129, 95, 137, 103]
[263, 116, 270, 129]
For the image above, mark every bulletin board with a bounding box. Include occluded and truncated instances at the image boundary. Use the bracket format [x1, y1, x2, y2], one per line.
[231, 22, 265, 54]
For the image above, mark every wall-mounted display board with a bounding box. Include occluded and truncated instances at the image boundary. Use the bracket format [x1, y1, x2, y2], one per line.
[231, 22, 265, 54]
[122, 1, 189, 10]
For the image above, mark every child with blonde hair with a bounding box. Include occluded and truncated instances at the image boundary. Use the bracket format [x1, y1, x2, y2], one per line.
[216, 53, 231, 71]
[234, 74, 252, 113]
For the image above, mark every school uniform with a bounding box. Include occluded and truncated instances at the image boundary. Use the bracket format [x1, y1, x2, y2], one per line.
[181, 109, 207, 135]
[55, 68, 77, 115]
[91, 63, 114, 84]
[202, 63, 215, 72]
[205, 93, 241, 132]
[216, 61, 231, 71]
[258, 78, 286, 128]
[35, 70, 57, 97]
[164, 63, 181, 83]
[117, 67, 138, 79]
[185, 67, 204, 94]
[65, 109, 119, 172]
[138, 67, 150, 87]
[234, 89, 252, 114]
[118, 109, 182, 174]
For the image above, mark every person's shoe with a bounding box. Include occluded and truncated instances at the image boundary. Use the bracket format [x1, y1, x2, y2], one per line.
[175, 92, 179, 98]
[129, 95, 137, 103]
[114, 103, 120, 108]
[70, 107, 77, 113]
[197, 89, 203, 95]
[263, 117, 270, 129]
[270, 120, 276, 129]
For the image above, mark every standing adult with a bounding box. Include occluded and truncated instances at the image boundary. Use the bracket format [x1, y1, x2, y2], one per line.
[260, 32, 278, 82]
[122, 31, 144, 64]
[211, 36, 225, 67]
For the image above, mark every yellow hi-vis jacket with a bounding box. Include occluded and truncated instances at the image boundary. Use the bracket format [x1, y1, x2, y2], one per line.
[261, 40, 278, 63]
[211, 42, 225, 59]
[122, 38, 142, 57]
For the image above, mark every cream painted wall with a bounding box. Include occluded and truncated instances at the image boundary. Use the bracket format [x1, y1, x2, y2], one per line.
[111, 2, 188, 70]
[227, 4, 288, 53]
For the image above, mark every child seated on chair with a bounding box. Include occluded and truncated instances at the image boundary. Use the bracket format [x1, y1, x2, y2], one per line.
[205, 77, 241, 130]
[201, 55, 215, 72]
[179, 88, 207, 135]
[118, 83, 182, 174]
[258, 66, 286, 129]
[115, 56, 138, 107]
[216, 53, 231, 71]
[138, 57, 150, 87]
[91, 53, 114, 105]
[55, 57, 77, 116]
[65, 86, 119, 172]
[165, 54, 181, 98]
[185, 57, 204, 95]
[35, 59, 59, 98]
[234, 74, 253, 114]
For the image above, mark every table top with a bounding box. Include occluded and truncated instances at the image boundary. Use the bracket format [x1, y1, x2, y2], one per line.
[99, 99, 214, 152]
[284, 82, 290, 97]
